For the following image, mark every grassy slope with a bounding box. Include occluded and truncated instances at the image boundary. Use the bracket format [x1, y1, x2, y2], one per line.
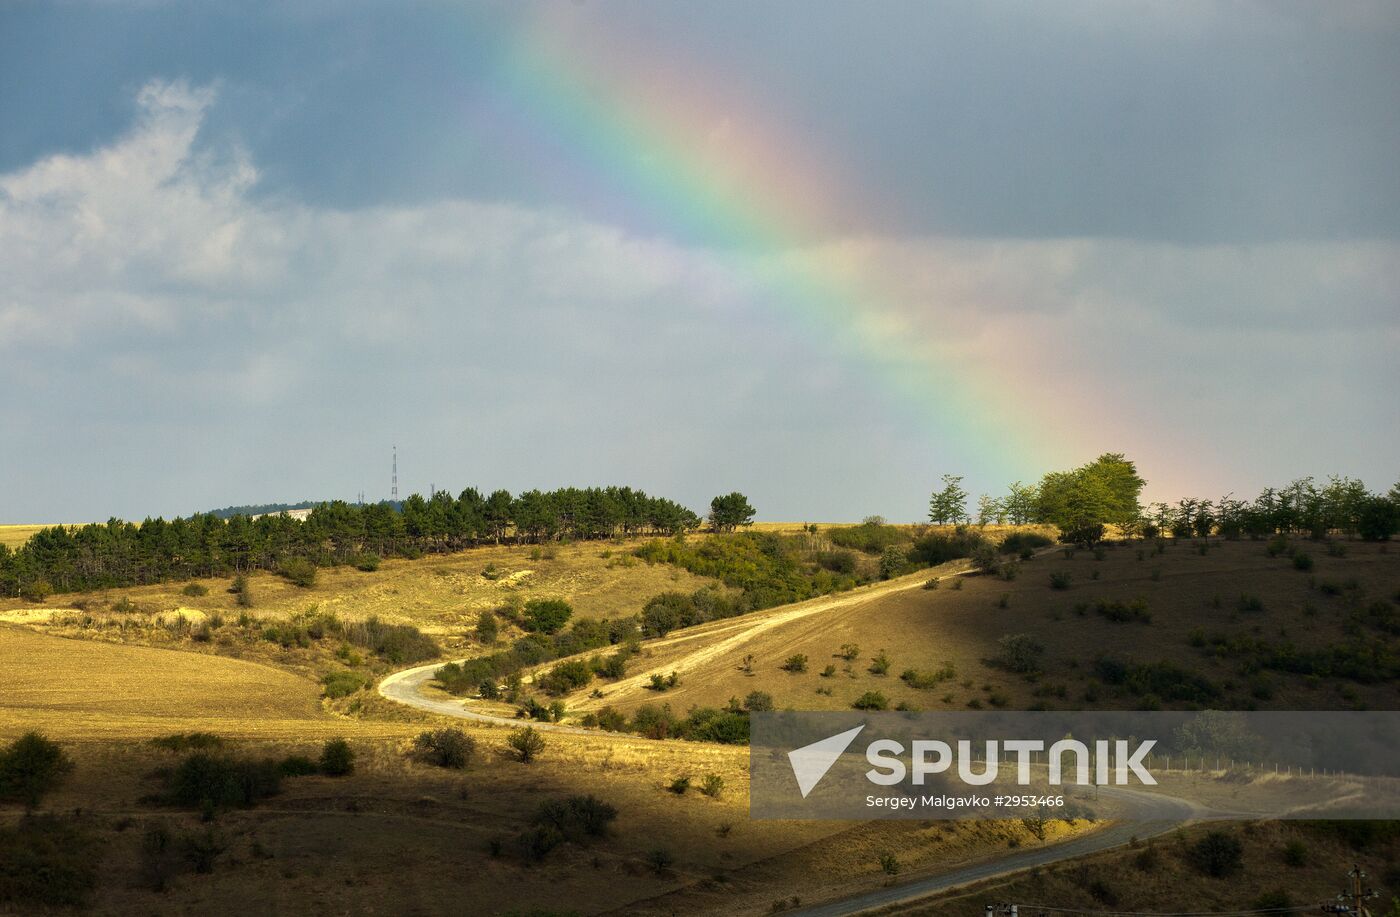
[0, 524, 52, 549]
[562, 538, 1400, 716]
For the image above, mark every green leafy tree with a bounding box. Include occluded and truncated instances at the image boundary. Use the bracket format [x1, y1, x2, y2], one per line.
[1003, 481, 1038, 525]
[928, 475, 969, 525]
[0, 732, 73, 808]
[708, 492, 756, 533]
[522, 599, 573, 635]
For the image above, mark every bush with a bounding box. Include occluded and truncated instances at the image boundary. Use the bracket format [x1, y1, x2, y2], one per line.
[852, 691, 889, 711]
[321, 669, 368, 699]
[1292, 552, 1314, 571]
[319, 739, 354, 776]
[995, 633, 1044, 673]
[412, 729, 476, 769]
[1000, 532, 1052, 555]
[816, 550, 858, 574]
[1281, 838, 1308, 867]
[782, 654, 808, 673]
[669, 776, 691, 795]
[539, 659, 593, 696]
[1188, 830, 1243, 877]
[901, 664, 956, 689]
[278, 557, 317, 588]
[533, 794, 616, 841]
[19, 579, 52, 603]
[1236, 594, 1264, 612]
[278, 755, 319, 777]
[701, 774, 725, 798]
[1049, 571, 1072, 590]
[970, 541, 1001, 573]
[0, 817, 98, 907]
[507, 726, 546, 763]
[182, 582, 208, 597]
[523, 598, 573, 634]
[150, 732, 224, 752]
[164, 753, 282, 810]
[1095, 598, 1151, 624]
[342, 616, 439, 663]
[745, 691, 774, 712]
[646, 848, 675, 874]
[0, 732, 74, 807]
[869, 650, 891, 676]
[840, 643, 860, 661]
[829, 522, 908, 555]
[476, 610, 498, 644]
[353, 553, 381, 572]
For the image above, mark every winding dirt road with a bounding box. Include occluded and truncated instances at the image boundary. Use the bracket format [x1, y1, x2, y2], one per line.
[377, 549, 1202, 915]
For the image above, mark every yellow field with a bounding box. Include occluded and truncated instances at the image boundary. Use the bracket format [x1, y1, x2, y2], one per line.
[0, 523, 51, 548]
[0, 625, 421, 741]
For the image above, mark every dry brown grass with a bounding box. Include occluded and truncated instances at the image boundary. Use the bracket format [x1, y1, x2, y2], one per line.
[558, 538, 1400, 717]
[909, 819, 1400, 915]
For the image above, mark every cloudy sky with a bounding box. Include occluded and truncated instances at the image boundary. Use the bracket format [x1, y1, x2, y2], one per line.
[1, 1, 1396, 523]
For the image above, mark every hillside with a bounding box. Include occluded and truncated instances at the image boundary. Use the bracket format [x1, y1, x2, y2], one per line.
[545, 537, 1400, 720]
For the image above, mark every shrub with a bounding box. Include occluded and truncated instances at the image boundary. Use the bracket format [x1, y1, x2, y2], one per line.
[182, 582, 208, 597]
[669, 776, 691, 795]
[646, 848, 675, 874]
[869, 650, 891, 676]
[1000, 532, 1053, 555]
[523, 598, 573, 634]
[539, 659, 593, 696]
[852, 691, 888, 710]
[744, 691, 774, 712]
[1049, 571, 1072, 590]
[321, 669, 368, 699]
[1281, 838, 1308, 867]
[164, 753, 282, 810]
[507, 726, 546, 763]
[150, 732, 224, 752]
[879, 546, 910, 579]
[829, 522, 908, 555]
[278, 557, 317, 588]
[353, 553, 381, 572]
[839, 643, 860, 661]
[475, 610, 498, 645]
[277, 755, 318, 777]
[319, 739, 354, 776]
[1236, 594, 1264, 612]
[700, 774, 725, 798]
[901, 664, 956, 689]
[782, 654, 808, 673]
[0, 732, 74, 808]
[996, 633, 1044, 673]
[0, 817, 99, 906]
[1292, 552, 1314, 571]
[534, 794, 616, 841]
[879, 852, 901, 875]
[970, 541, 1001, 573]
[342, 616, 439, 663]
[20, 579, 53, 603]
[821, 663, 837, 677]
[1188, 830, 1244, 877]
[412, 729, 476, 769]
[1095, 598, 1152, 624]
[816, 551, 858, 574]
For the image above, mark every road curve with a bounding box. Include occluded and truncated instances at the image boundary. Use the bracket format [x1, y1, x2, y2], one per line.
[791, 786, 1203, 917]
[377, 546, 1194, 916]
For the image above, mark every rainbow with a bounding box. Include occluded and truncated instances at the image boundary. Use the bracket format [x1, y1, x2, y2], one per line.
[479, 8, 1091, 482]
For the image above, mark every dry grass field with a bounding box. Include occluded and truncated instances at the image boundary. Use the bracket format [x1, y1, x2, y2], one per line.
[0, 523, 51, 549]
[5, 532, 1399, 915]
[557, 538, 1400, 718]
[916, 819, 1400, 916]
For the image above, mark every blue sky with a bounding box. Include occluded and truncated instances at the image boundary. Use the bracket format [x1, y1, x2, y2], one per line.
[1, 1, 1397, 522]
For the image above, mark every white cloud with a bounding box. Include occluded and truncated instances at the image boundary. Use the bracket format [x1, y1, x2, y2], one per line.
[1, 80, 1395, 520]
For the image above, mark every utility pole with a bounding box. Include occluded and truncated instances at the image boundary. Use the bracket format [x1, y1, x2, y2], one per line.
[391, 445, 398, 503]
[1322, 864, 1378, 916]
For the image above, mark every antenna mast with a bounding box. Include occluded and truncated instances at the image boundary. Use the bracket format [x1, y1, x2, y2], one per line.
[392, 445, 398, 502]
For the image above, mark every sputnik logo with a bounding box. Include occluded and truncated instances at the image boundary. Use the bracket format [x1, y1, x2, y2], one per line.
[788, 724, 865, 798]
